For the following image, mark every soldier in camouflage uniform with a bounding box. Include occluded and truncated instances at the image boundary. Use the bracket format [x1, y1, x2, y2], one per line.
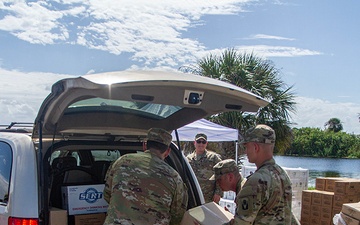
[103, 128, 188, 225]
[210, 159, 246, 205]
[186, 133, 223, 203]
[224, 124, 293, 225]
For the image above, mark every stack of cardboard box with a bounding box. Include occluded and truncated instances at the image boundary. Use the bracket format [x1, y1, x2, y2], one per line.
[49, 184, 108, 225]
[301, 177, 360, 225]
[285, 167, 309, 220]
[338, 202, 360, 225]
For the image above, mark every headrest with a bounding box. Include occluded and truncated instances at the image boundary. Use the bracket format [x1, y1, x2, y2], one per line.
[52, 156, 77, 170]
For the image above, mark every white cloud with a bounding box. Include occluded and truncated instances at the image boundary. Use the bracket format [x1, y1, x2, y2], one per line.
[290, 97, 360, 134]
[247, 34, 296, 41]
[0, 0, 250, 65]
[0, 1, 323, 67]
[0, 1, 70, 44]
[235, 45, 322, 58]
[197, 45, 322, 60]
[0, 68, 74, 124]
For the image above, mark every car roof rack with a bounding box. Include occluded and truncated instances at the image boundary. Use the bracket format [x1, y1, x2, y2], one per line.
[0, 122, 34, 133]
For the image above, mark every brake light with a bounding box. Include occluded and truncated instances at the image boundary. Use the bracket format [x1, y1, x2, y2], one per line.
[8, 217, 39, 225]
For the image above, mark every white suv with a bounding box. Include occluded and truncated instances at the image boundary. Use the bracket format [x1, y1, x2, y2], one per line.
[0, 70, 267, 225]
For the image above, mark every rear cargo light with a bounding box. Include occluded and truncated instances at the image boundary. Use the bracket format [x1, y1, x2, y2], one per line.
[8, 217, 39, 225]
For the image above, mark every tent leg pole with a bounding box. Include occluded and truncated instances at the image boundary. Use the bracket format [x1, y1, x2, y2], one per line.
[235, 141, 238, 165]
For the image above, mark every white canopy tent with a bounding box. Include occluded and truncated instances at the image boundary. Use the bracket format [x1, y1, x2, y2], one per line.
[172, 119, 240, 162]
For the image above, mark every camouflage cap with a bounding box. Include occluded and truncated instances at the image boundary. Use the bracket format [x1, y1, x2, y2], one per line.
[209, 159, 238, 181]
[195, 133, 207, 141]
[242, 124, 276, 144]
[147, 128, 172, 146]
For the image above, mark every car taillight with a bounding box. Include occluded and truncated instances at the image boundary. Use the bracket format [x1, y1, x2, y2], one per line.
[8, 217, 39, 225]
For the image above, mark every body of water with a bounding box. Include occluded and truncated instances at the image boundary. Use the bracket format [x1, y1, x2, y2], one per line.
[242, 155, 360, 187]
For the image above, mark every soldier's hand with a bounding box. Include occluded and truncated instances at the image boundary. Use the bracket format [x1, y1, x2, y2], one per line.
[213, 194, 221, 203]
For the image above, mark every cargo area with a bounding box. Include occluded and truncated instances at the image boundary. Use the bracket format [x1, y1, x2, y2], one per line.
[47, 148, 121, 225]
[45, 140, 200, 225]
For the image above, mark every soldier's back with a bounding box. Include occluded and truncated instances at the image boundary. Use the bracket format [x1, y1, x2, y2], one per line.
[104, 151, 183, 225]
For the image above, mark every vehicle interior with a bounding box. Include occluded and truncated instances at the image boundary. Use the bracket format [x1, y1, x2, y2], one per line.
[44, 140, 202, 224]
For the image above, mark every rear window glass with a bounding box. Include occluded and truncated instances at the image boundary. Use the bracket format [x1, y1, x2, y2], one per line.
[67, 98, 182, 119]
[92, 150, 121, 161]
[0, 142, 12, 203]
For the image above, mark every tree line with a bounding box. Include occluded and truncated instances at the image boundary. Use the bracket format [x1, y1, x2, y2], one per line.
[283, 118, 360, 158]
[284, 127, 360, 158]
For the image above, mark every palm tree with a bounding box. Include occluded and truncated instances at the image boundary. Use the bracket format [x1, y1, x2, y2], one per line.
[180, 49, 296, 154]
[325, 118, 343, 133]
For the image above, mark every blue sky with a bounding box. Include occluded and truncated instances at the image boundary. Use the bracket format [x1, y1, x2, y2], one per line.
[0, 0, 359, 133]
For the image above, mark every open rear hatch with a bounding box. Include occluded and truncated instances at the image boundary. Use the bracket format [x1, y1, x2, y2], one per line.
[33, 70, 268, 141]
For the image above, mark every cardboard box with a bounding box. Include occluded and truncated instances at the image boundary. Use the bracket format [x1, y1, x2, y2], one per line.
[180, 202, 233, 225]
[333, 194, 359, 208]
[325, 177, 344, 192]
[316, 177, 326, 191]
[321, 206, 333, 225]
[301, 210, 311, 224]
[284, 167, 309, 179]
[340, 212, 360, 225]
[301, 205, 311, 224]
[311, 190, 323, 205]
[342, 202, 360, 221]
[310, 216, 321, 224]
[321, 191, 334, 206]
[49, 207, 67, 225]
[311, 205, 321, 218]
[74, 213, 106, 225]
[290, 178, 309, 191]
[62, 184, 108, 215]
[241, 166, 256, 178]
[219, 198, 236, 215]
[302, 190, 313, 205]
[320, 219, 332, 225]
[222, 191, 236, 200]
[335, 180, 360, 195]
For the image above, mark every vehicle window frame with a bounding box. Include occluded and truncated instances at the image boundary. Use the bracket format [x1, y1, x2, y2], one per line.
[0, 141, 12, 204]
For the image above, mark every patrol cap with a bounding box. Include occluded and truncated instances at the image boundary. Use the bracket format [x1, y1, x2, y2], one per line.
[242, 124, 275, 144]
[195, 133, 207, 141]
[209, 159, 238, 181]
[147, 128, 172, 146]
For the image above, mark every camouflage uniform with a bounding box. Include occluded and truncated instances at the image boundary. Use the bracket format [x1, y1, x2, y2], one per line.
[227, 158, 292, 225]
[104, 128, 188, 225]
[224, 125, 292, 225]
[235, 176, 246, 197]
[187, 149, 223, 203]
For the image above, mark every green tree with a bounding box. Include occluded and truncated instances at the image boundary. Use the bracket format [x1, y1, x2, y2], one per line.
[180, 49, 296, 154]
[325, 118, 343, 133]
[288, 127, 360, 158]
